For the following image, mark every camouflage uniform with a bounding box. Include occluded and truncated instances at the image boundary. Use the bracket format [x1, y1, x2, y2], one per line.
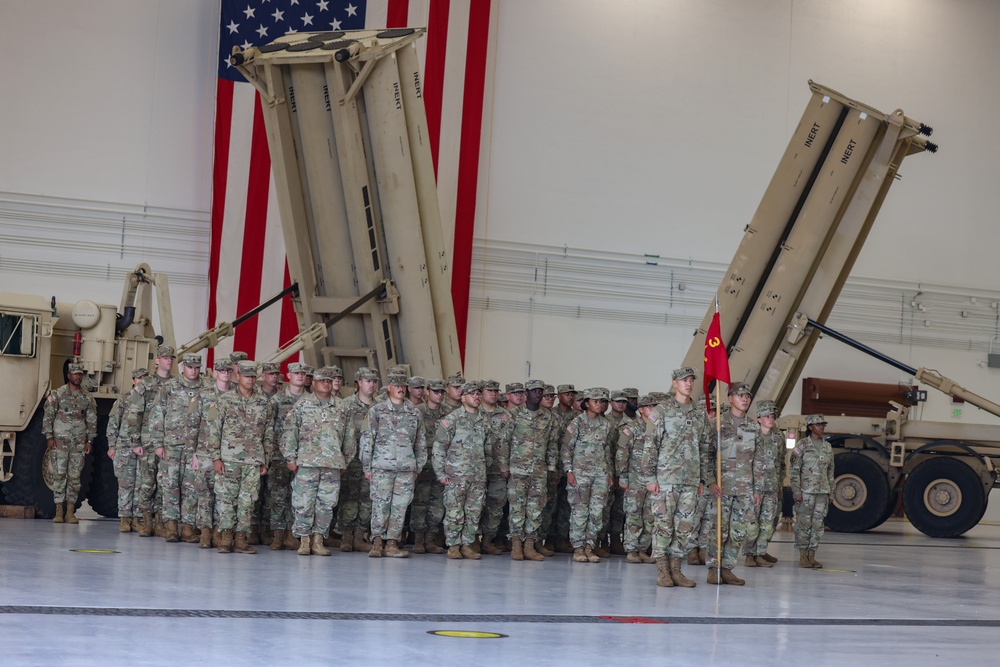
[705, 410, 762, 570]
[283, 393, 352, 538]
[337, 393, 376, 534]
[641, 396, 714, 559]
[562, 409, 614, 549]
[478, 404, 512, 543]
[108, 390, 140, 519]
[433, 406, 487, 547]
[361, 399, 428, 541]
[410, 401, 449, 536]
[207, 381, 276, 533]
[604, 409, 628, 546]
[745, 419, 785, 558]
[617, 417, 654, 553]
[269, 385, 307, 531]
[543, 404, 577, 544]
[186, 383, 225, 530]
[505, 404, 558, 541]
[42, 382, 97, 504]
[790, 432, 834, 550]
[123, 372, 170, 515]
[148, 374, 204, 522]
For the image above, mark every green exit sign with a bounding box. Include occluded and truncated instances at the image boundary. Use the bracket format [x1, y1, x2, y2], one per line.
[952, 408, 963, 418]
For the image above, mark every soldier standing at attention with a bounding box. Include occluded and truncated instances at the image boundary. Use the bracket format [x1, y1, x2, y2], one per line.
[505, 379, 558, 561]
[284, 367, 353, 556]
[618, 394, 656, 564]
[407, 376, 426, 407]
[791, 415, 835, 568]
[107, 368, 148, 532]
[124, 344, 174, 537]
[478, 379, 512, 555]
[208, 361, 276, 554]
[149, 353, 205, 543]
[362, 372, 428, 558]
[545, 383, 578, 554]
[603, 390, 630, 555]
[705, 382, 761, 586]
[188, 360, 232, 548]
[44, 363, 97, 524]
[641, 367, 713, 589]
[411, 379, 449, 555]
[744, 400, 784, 567]
[338, 367, 379, 553]
[562, 388, 615, 563]
[253, 362, 283, 544]
[267, 362, 312, 550]
[444, 374, 465, 410]
[434, 382, 488, 559]
[505, 382, 526, 410]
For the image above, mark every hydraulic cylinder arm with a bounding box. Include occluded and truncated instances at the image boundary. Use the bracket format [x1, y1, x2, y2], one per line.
[175, 284, 299, 358]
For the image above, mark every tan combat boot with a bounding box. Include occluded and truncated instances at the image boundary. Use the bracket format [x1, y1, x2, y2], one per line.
[721, 568, 746, 586]
[447, 546, 462, 559]
[687, 548, 699, 566]
[511, 537, 524, 561]
[312, 534, 331, 556]
[270, 529, 286, 551]
[593, 542, 611, 559]
[554, 538, 574, 554]
[353, 530, 373, 553]
[754, 556, 774, 568]
[523, 539, 545, 561]
[535, 540, 554, 557]
[65, 504, 79, 524]
[260, 526, 273, 547]
[323, 533, 340, 549]
[611, 534, 626, 556]
[799, 550, 812, 568]
[131, 517, 142, 532]
[247, 524, 261, 545]
[384, 539, 408, 558]
[745, 554, 758, 567]
[584, 546, 601, 563]
[760, 552, 778, 563]
[233, 532, 257, 554]
[808, 549, 823, 569]
[180, 523, 199, 543]
[470, 536, 482, 555]
[698, 547, 707, 565]
[217, 529, 234, 554]
[53, 503, 65, 523]
[283, 531, 300, 550]
[707, 567, 721, 585]
[655, 556, 673, 587]
[369, 536, 383, 558]
[198, 528, 212, 549]
[669, 557, 697, 588]
[425, 533, 445, 554]
[412, 532, 426, 554]
[626, 551, 643, 564]
[481, 537, 502, 555]
[460, 544, 481, 560]
[340, 528, 354, 552]
[297, 534, 311, 556]
[572, 548, 588, 563]
[139, 512, 155, 537]
[639, 551, 656, 564]
[153, 514, 167, 538]
[164, 519, 179, 543]
[119, 517, 131, 532]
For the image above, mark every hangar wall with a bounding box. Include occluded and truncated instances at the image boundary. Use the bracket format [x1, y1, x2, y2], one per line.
[1, 0, 999, 423]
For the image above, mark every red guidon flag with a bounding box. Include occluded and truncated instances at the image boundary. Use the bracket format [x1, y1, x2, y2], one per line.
[703, 312, 731, 412]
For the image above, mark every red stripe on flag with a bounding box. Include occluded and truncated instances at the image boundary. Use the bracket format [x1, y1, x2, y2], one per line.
[386, 0, 409, 27]
[451, 0, 491, 361]
[207, 78, 235, 369]
[422, 0, 450, 175]
[232, 94, 272, 358]
[279, 263, 299, 371]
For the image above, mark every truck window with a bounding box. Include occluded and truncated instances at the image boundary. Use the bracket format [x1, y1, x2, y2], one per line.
[0, 313, 36, 357]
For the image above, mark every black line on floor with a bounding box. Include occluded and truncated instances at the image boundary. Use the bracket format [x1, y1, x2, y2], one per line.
[1, 606, 998, 627]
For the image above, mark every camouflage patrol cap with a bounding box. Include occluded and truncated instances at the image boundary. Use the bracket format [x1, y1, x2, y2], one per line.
[236, 361, 258, 376]
[156, 345, 175, 359]
[728, 382, 752, 397]
[313, 367, 337, 381]
[460, 381, 480, 395]
[229, 351, 249, 364]
[498, 392, 508, 403]
[355, 367, 379, 381]
[407, 376, 427, 389]
[506, 382, 526, 393]
[259, 362, 280, 374]
[524, 379, 545, 391]
[649, 391, 670, 403]
[131, 367, 149, 379]
[543, 385, 557, 396]
[637, 394, 658, 408]
[287, 362, 310, 374]
[587, 387, 610, 401]
[756, 400, 778, 418]
[672, 367, 696, 381]
[181, 354, 202, 368]
[447, 373, 466, 387]
[67, 363, 85, 374]
[481, 379, 500, 391]
[806, 414, 828, 426]
[214, 360, 231, 372]
[427, 379, 447, 391]
[610, 390, 627, 401]
[329, 365, 344, 379]
[622, 387, 639, 399]
[556, 384, 576, 394]
[387, 373, 408, 386]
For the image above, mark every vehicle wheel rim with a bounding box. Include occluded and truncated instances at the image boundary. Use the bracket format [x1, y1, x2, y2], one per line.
[923, 478, 962, 517]
[832, 473, 868, 512]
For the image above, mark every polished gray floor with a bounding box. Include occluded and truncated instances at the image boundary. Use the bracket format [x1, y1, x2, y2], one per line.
[4, 499, 1000, 666]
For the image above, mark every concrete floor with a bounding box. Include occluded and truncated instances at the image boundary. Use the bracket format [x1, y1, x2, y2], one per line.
[3, 501, 1000, 666]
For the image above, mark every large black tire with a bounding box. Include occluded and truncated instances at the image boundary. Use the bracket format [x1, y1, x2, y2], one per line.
[903, 457, 985, 538]
[86, 416, 118, 517]
[825, 452, 891, 533]
[3, 408, 56, 519]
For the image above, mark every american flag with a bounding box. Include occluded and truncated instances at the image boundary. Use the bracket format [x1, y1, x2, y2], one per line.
[212, 0, 494, 369]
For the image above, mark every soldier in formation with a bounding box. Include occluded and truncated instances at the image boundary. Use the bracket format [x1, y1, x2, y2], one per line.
[107, 368, 148, 531]
[411, 378, 448, 554]
[617, 394, 656, 563]
[478, 379, 512, 555]
[744, 400, 784, 567]
[338, 367, 379, 553]
[268, 361, 312, 550]
[791, 414, 835, 568]
[43, 362, 97, 524]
